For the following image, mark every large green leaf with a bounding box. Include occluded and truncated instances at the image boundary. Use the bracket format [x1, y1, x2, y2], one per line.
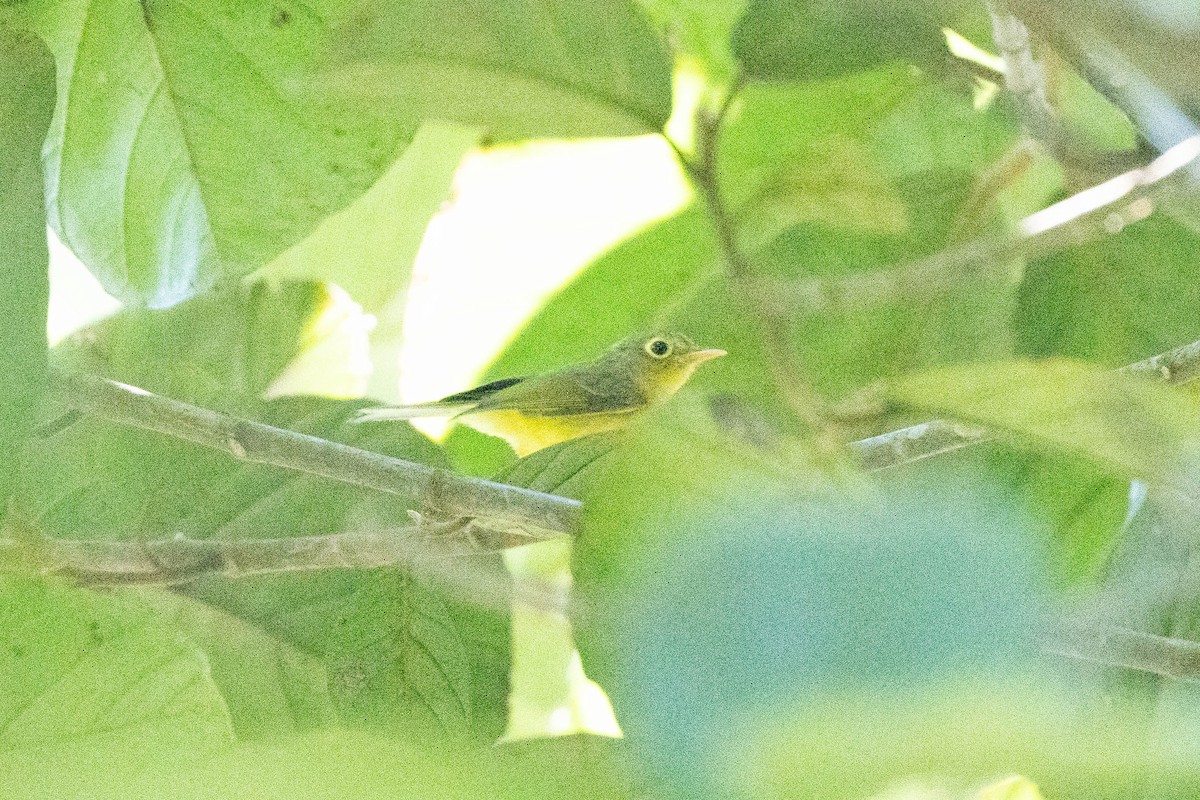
[730, 0, 951, 81]
[22, 0, 415, 307]
[0, 579, 234, 799]
[887, 360, 1200, 491]
[149, 590, 338, 739]
[0, 30, 54, 518]
[316, 0, 674, 140]
[52, 281, 336, 410]
[257, 120, 484, 401]
[1018, 215, 1200, 366]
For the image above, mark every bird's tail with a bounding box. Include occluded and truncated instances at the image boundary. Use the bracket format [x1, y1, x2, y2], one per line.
[352, 403, 475, 423]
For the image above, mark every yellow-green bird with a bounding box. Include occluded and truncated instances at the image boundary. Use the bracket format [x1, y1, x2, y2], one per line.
[354, 332, 726, 456]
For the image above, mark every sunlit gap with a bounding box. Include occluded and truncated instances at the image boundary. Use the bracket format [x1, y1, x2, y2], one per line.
[398, 80, 699, 441]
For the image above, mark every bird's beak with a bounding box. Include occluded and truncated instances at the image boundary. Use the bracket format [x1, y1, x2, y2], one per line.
[688, 348, 727, 364]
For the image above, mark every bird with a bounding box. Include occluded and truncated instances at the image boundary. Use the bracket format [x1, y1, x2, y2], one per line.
[353, 332, 726, 456]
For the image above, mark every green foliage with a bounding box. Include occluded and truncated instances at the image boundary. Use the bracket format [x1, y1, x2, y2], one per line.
[0, 579, 234, 799]
[316, 0, 674, 140]
[21, 0, 417, 308]
[731, 0, 951, 81]
[0, 30, 54, 518]
[886, 359, 1200, 490]
[6, 0, 1200, 797]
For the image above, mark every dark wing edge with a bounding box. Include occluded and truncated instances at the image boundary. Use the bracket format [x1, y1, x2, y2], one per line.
[438, 376, 526, 404]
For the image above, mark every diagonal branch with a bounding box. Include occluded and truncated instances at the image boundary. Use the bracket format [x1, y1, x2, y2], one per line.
[46, 369, 580, 539]
[1047, 619, 1200, 682]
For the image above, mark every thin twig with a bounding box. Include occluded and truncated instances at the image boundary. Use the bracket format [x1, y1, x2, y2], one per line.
[46, 370, 580, 539]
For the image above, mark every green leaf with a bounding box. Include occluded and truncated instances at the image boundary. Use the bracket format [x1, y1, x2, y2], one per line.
[28, 291, 511, 741]
[636, 0, 748, 81]
[24, 0, 415, 307]
[90, 729, 633, 800]
[256, 120, 484, 401]
[738, 682, 1200, 800]
[0, 579, 233, 799]
[1018, 215, 1200, 366]
[52, 281, 337, 409]
[316, 0, 674, 140]
[21, 394, 510, 741]
[982, 448, 1129, 587]
[479, 204, 719, 382]
[718, 71, 922, 246]
[731, 0, 950, 81]
[0, 29, 54, 517]
[887, 360, 1200, 490]
[147, 590, 338, 739]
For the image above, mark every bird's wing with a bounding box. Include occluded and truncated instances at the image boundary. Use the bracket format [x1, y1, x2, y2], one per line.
[471, 367, 642, 417]
[352, 377, 526, 422]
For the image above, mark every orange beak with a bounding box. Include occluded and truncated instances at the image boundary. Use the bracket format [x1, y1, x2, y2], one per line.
[688, 348, 727, 364]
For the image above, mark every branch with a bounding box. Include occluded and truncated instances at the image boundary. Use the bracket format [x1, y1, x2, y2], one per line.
[852, 334, 1200, 471]
[0, 530, 423, 585]
[759, 133, 1200, 319]
[1047, 619, 1200, 682]
[46, 370, 580, 539]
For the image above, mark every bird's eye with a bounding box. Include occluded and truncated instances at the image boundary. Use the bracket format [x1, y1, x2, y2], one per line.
[646, 339, 671, 358]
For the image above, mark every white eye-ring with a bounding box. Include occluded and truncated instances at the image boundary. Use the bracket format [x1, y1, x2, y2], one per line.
[646, 338, 672, 358]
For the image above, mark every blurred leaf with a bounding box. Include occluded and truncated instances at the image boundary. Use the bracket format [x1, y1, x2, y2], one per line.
[1018, 215, 1200, 366]
[718, 71, 923, 246]
[0, 579, 234, 800]
[1009, 0, 1200, 113]
[637, 0, 747, 80]
[731, 0, 949, 81]
[21, 0, 414, 307]
[975, 776, 1045, 800]
[0, 29, 54, 517]
[317, 0, 674, 140]
[574, 403, 1045, 793]
[89, 728, 632, 800]
[740, 683, 1200, 800]
[887, 360, 1200, 490]
[982, 448, 1129, 587]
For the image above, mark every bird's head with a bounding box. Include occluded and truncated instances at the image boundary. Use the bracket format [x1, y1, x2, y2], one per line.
[608, 332, 726, 403]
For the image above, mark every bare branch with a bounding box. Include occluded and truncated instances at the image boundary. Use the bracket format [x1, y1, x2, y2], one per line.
[46, 370, 580, 539]
[852, 334, 1200, 471]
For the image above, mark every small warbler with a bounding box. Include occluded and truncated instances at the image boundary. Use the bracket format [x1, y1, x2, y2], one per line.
[354, 332, 726, 456]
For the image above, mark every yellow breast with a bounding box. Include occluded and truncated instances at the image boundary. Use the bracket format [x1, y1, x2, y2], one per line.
[460, 409, 636, 457]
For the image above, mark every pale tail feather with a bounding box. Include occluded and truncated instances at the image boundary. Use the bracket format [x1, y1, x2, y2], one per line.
[352, 403, 474, 423]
